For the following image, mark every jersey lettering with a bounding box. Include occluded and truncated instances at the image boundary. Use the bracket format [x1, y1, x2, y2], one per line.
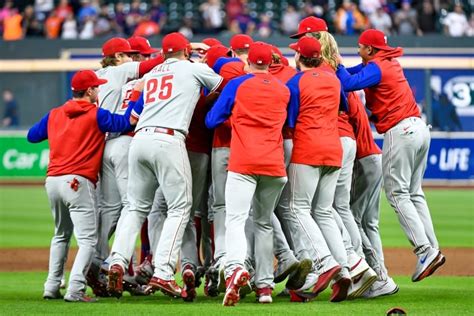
[145, 75, 174, 104]
[121, 89, 133, 109]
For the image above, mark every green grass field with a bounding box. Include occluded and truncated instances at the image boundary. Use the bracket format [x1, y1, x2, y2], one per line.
[1, 187, 473, 248]
[0, 273, 473, 315]
[0, 187, 473, 314]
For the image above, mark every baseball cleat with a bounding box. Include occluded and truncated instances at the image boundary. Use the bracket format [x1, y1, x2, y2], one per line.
[286, 259, 313, 290]
[195, 266, 206, 288]
[204, 266, 219, 297]
[181, 266, 197, 302]
[43, 290, 63, 300]
[86, 270, 109, 297]
[347, 267, 377, 299]
[363, 277, 399, 298]
[274, 258, 300, 284]
[425, 252, 446, 279]
[222, 267, 250, 307]
[297, 270, 319, 292]
[412, 247, 442, 282]
[330, 277, 351, 302]
[108, 264, 124, 298]
[134, 258, 154, 286]
[256, 287, 273, 304]
[123, 274, 149, 296]
[348, 254, 370, 279]
[64, 292, 97, 303]
[146, 277, 182, 297]
[312, 265, 341, 295]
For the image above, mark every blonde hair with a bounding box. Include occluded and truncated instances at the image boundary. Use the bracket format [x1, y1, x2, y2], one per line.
[306, 31, 340, 71]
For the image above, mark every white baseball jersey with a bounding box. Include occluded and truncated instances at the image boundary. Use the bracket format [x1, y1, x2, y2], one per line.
[119, 79, 139, 115]
[96, 62, 140, 113]
[135, 58, 222, 134]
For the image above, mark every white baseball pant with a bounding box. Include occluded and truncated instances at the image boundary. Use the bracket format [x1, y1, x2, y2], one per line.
[210, 147, 230, 266]
[148, 187, 167, 258]
[351, 154, 388, 277]
[95, 135, 132, 267]
[287, 163, 343, 267]
[110, 130, 192, 280]
[383, 117, 439, 253]
[180, 151, 210, 271]
[224, 171, 287, 288]
[44, 175, 98, 296]
[333, 136, 363, 256]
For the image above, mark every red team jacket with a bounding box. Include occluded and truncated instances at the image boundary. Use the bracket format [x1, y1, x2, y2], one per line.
[211, 57, 247, 148]
[206, 73, 290, 177]
[347, 92, 382, 159]
[27, 100, 133, 184]
[186, 91, 213, 154]
[365, 48, 420, 133]
[337, 48, 420, 134]
[269, 63, 297, 140]
[287, 64, 343, 168]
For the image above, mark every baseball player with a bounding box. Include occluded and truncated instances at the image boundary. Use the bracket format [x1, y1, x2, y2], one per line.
[348, 91, 399, 298]
[123, 36, 160, 265]
[206, 42, 290, 306]
[107, 32, 223, 299]
[27, 70, 135, 302]
[267, 48, 316, 290]
[336, 29, 445, 282]
[207, 34, 253, 292]
[306, 28, 378, 298]
[286, 36, 351, 302]
[90, 37, 164, 294]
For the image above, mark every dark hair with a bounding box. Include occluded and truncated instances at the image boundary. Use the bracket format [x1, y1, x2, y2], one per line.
[234, 48, 249, 56]
[299, 55, 323, 68]
[271, 53, 281, 64]
[100, 56, 118, 67]
[72, 90, 87, 98]
[164, 50, 185, 60]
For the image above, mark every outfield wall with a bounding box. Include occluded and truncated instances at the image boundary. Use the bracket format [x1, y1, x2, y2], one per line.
[1, 131, 472, 186]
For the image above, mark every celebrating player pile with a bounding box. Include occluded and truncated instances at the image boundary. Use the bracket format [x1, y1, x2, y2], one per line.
[28, 17, 445, 306]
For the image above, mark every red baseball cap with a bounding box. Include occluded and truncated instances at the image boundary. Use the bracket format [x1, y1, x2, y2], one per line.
[359, 29, 395, 51]
[289, 37, 321, 58]
[196, 38, 223, 55]
[102, 37, 139, 57]
[71, 70, 107, 91]
[290, 16, 328, 39]
[127, 36, 159, 55]
[248, 41, 272, 66]
[202, 37, 222, 47]
[205, 45, 230, 68]
[230, 34, 253, 50]
[162, 32, 190, 53]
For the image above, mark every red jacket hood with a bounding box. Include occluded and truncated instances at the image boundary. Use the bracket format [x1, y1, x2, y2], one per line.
[373, 47, 404, 60]
[63, 100, 96, 118]
[269, 63, 285, 74]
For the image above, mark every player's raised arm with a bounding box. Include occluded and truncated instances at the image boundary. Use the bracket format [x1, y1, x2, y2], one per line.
[27, 112, 50, 143]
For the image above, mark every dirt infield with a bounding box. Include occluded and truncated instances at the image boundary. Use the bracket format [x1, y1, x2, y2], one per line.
[0, 247, 472, 276]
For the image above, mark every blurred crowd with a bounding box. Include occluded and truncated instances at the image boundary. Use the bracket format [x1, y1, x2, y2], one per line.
[1, 0, 473, 41]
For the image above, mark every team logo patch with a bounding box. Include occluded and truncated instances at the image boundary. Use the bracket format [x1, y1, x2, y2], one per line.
[263, 79, 270, 84]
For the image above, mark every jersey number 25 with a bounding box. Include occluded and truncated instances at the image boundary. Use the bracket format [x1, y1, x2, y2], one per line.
[145, 75, 174, 103]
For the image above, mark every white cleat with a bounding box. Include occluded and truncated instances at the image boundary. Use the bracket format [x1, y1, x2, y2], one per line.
[363, 277, 399, 298]
[348, 267, 377, 299]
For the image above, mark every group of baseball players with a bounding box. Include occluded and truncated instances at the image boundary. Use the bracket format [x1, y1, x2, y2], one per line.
[28, 16, 446, 306]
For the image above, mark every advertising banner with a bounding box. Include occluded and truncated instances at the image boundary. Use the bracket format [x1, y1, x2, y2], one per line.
[0, 133, 49, 178]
